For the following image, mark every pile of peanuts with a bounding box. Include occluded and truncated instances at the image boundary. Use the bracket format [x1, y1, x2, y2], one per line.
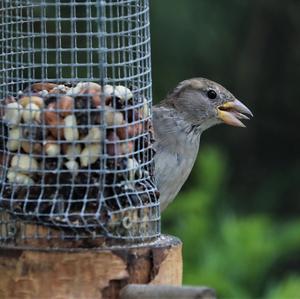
[0, 82, 158, 232]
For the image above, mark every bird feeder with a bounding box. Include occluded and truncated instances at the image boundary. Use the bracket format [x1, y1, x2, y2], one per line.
[0, 1, 183, 298]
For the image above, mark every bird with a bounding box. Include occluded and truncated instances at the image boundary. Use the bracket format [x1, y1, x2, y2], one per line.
[152, 78, 253, 211]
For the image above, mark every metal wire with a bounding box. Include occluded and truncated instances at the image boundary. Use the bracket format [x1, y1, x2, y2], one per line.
[0, 0, 160, 242]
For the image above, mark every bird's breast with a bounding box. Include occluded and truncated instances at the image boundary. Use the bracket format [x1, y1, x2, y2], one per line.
[154, 133, 200, 210]
[152, 106, 201, 210]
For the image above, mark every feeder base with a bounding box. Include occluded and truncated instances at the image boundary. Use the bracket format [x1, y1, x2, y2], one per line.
[0, 234, 182, 299]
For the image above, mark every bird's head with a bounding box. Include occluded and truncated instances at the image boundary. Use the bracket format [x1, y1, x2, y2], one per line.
[165, 78, 253, 130]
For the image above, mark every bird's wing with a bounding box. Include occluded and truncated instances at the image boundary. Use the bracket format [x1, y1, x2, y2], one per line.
[152, 106, 185, 151]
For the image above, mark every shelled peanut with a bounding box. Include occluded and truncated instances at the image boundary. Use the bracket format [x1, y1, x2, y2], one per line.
[0, 81, 156, 228]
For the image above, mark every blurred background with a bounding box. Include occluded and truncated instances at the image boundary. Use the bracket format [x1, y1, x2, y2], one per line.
[150, 0, 300, 298]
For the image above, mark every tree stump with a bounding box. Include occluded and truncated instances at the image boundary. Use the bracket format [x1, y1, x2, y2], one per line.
[0, 227, 182, 299]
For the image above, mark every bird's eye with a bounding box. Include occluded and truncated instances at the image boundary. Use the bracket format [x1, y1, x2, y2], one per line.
[207, 89, 217, 99]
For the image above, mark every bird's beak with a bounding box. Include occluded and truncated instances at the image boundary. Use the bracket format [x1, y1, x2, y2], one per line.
[217, 99, 253, 127]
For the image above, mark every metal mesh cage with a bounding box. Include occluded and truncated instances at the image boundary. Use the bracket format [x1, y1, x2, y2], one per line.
[0, 0, 160, 242]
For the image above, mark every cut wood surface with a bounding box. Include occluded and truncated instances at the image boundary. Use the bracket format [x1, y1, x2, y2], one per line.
[0, 234, 182, 299]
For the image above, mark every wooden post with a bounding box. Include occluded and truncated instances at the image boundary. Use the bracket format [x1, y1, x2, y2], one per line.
[0, 230, 182, 299]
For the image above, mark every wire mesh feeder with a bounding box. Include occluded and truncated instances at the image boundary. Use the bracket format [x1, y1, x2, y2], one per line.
[0, 0, 160, 242]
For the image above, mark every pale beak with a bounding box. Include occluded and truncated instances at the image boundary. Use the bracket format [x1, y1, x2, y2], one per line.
[217, 99, 253, 127]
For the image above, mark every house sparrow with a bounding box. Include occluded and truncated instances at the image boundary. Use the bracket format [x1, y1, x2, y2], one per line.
[153, 78, 253, 211]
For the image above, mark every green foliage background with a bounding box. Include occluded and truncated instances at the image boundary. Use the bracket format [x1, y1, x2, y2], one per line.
[150, 1, 300, 298]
